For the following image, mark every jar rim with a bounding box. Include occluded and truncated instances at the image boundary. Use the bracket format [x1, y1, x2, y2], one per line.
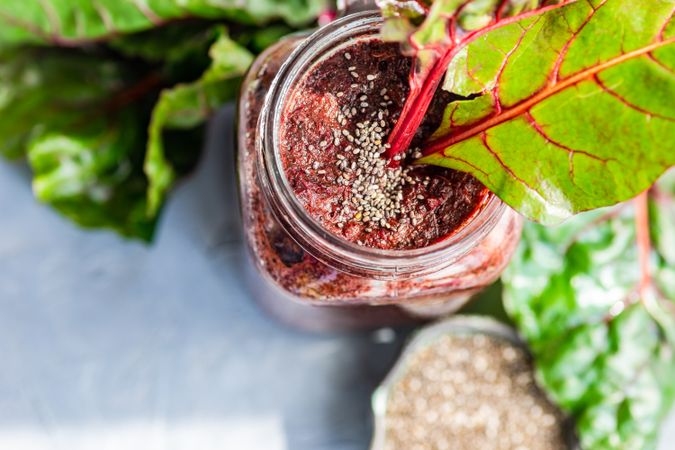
[257, 11, 507, 278]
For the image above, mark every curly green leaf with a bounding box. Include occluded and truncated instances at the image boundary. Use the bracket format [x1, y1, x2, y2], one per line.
[503, 172, 675, 450]
[144, 28, 253, 216]
[0, 0, 327, 47]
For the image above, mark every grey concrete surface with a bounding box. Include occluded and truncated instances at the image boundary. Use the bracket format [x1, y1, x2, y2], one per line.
[0, 106, 672, 450]
[0, 106, 408, 450]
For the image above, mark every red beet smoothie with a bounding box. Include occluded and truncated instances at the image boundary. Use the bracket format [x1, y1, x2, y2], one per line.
[237, 32, 522, 308]
[279, 39, 488, 250]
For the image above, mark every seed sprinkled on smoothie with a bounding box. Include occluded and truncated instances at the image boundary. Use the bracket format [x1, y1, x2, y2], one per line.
[279, 40, 489, 250]
[333, 84, 416, 230]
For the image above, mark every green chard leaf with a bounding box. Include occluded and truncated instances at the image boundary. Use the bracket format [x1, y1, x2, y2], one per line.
[28, 110, 156, 241]
[145, 28, 253, 216]
[0, 48, 128, 159]
[107, 23, 219, 65]
[0, 47, 163, 239]
[0, 0, 325, 240]
[0, 0, 327, 47]
[414, 0, 675, 224]
[503, 172, 675, 450]
[378, 0, 565, 158]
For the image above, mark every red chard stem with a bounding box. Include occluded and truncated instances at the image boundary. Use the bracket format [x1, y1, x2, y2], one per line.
[635, 191, 653, 300]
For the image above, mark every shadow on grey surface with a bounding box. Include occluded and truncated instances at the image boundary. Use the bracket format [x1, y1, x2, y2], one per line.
[0, 105, 410, 450]
[186, 105, 413, 449]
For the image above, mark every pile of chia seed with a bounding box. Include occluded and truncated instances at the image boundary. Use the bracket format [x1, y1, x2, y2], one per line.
[331, 52, 428, 233]
[380, 333, 568, 450]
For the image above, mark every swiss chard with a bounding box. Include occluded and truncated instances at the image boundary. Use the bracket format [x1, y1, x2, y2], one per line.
[28, 111, 156, 240]
[503, 170, 675, 450]
[378, 0, 568, 160]
[381, 0, 675, 224]
[0, 47, 160, 238]
[145, 28, 254, 216]
[380, 3, 675, 444]
[0, 48, 130, 160]
[0, 0, 325, 47]
[0, 0, 327, 240]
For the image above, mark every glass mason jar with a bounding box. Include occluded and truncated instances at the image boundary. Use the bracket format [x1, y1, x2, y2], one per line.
[236, 3, 523, 331]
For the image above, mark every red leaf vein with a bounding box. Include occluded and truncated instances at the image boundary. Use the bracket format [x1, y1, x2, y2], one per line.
[646, 52, 675, 75]
[479, 131, 540, 195]
[551, 0, 608, 85]
[492, 17, 539, 114]
[657, 8, 675, 42]
[525, 111, 616, 180]
[593, 74, 675, 122]
[436, 153, 491, 180]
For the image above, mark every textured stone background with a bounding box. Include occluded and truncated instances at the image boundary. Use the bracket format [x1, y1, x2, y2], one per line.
[0, 107, 672, 450]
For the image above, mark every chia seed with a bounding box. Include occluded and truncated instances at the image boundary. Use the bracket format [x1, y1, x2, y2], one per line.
[381, 333, 567, 450]
[278, 39, 488, 250]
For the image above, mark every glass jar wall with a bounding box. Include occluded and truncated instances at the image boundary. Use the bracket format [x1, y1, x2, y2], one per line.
[236, 11, 522, 330]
